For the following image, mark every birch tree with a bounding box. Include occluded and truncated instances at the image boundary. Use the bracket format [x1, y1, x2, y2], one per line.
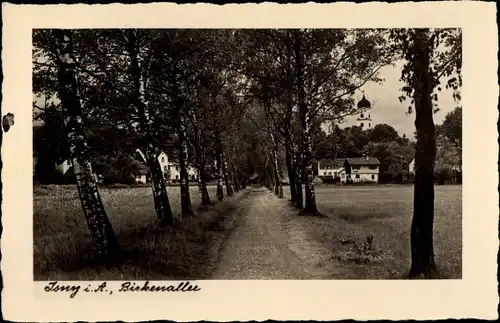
[51, 29, 120, 258]
[124, 29, 175, 226]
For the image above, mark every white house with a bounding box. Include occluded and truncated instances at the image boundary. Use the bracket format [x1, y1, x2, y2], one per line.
[134, 166, 149, 184]
[134, 150, 198, 183]
[167, 162, 198, 182]
[318, 158, 347, 179]
[345, 156, 380, 183]
[409, 158, 415, 174]
[156, 151, 198, 183]
[318, 155, 380, 184]
[55, 159, 99, 182]
[157, 151, 170, 174]
[55, 159, 72, 175]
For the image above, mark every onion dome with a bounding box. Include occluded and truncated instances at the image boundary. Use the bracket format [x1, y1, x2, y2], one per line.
[357, 95, 371, 109]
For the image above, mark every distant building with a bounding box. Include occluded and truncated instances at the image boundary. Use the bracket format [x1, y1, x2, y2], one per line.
[318, 155, 380, 184]
[167, 162, 198, 182]
[55, 159, 72, 176]
[409, 158, 415, 174]
[54, 159, 98, 182]
[134, 165, 149, 184]
[318, 158, 346, 179]
[356, 94, 373, 130]
[154, 151, 198, 183]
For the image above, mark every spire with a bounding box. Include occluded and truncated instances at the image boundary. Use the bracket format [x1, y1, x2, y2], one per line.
[357, 92, 371, 109]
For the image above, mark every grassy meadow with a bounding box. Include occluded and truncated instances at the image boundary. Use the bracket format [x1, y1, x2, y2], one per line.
[33, 184, 250, 280]
[284, 184, 462, 279]
[34, 183, 462, 280]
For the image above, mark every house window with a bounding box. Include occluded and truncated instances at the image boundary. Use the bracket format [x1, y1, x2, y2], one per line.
[356, 174, 360, 179]
[371, 175, 375, 180]
[163, 165, 167, 172]
[176, 166, 179, 171]
[175, 175, 179, 180]
[191, 175, 195, 180]
[161, 157, 165, 163]
[369, 165, 377, 170]
[334, 172, 337, 177]
[360, 122, 364, 128]
[369, 123, 371, 127]
[328, 172, 332, 175]
[360, 113, 364, 118]
[352, 166, 361, 170]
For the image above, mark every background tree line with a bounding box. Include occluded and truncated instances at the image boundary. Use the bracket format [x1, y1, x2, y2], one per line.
[311, 105, 462, 184]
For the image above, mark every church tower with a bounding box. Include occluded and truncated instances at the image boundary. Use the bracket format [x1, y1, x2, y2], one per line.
[356, 93, 372, 130]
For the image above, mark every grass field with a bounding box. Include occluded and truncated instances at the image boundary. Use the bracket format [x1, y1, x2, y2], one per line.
[284, 184, 462, 279]
[33, 184, 250, 280]
[34, 183, 462, 280]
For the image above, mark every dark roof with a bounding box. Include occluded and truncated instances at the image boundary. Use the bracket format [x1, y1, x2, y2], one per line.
[357, 95, 371, 109]
[346, 157, 380, 165]
[318, 158, 346, 169]
[156, 151, 169, 158]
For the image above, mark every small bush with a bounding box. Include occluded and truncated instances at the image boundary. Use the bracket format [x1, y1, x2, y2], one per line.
[102, 174, 136, 186]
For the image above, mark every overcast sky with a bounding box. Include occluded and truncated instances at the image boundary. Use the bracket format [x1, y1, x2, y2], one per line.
[341, 60, 458, 139]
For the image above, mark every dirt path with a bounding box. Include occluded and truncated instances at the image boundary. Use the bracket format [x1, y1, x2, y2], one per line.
[213, 187, 335, 279]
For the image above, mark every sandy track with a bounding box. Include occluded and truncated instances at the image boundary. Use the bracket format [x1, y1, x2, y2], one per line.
[213, 187, 334, 279]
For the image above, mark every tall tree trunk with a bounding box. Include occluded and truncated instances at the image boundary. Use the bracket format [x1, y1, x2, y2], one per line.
[409, 29, 438, 278]
[198, 166, 211, 206]
[295, 147, 304, 209]
[271, 134, 283, 198]
[233, 165, 240, 192]
[190, 110, 211, 207]
[53, 30, 120, 258]
[145, 145, 173, 226]
[178, 109, 194, 216]
[284, 134, 298, 203]
[128, 29, 173, 227]
[215, 134, 224, 201]
[282, 97, 298, 203]
[266, 156, 275, 192]
[222, 151, 233, 197]
[294, 30, 318, 214]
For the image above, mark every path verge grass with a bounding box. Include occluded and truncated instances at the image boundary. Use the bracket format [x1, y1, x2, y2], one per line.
[34, 185, 250, 280]
[281, 185, 462, 279]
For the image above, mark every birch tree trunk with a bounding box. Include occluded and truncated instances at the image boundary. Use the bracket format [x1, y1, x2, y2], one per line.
[128, 29, 174, 227]
[190, 110, 211, 207]
[409, 29, 438, 278]
[215, 134, 224, 201]
[284, 131, 298, 203]
[232, 165, 240, 192]
[53, 30, 120, 258]
[270, 132, 283, 198]
[294, 30, 318, 214]
[222, 151, 233, 197]
[295, 147, 304, 209]
[178, 109, 194, 216]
